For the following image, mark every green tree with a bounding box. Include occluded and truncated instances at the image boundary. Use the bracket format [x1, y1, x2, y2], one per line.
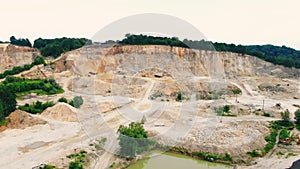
[0, 86, 16, 121]
[223, 105, 230, 113]
[117, 122, 152, 158]
[294, 109, 300, 126]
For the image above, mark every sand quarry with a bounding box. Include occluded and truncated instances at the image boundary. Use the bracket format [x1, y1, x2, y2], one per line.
[0, 45, 300, 169]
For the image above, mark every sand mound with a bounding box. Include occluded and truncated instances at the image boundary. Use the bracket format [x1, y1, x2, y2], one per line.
[0, 110, 47, 132]
[42, 103, 78, 122]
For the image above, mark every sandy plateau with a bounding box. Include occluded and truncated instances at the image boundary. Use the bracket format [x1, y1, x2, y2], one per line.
[0, 45, 299, 169]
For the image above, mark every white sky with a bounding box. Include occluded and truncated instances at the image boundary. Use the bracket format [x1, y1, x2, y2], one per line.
[0, 0, 300, 49]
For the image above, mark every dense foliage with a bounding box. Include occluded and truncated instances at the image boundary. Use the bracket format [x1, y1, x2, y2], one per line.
[10, 36, 32, 47]
[34, 37, 91, 58]
[120, 34, 300, 68]
[0, 57, 45, 79]
[0, 76, 63, 124]
[67, 150, 87, 169]
[117, 122, 153, 158]
[19, 101, 54, 114]
[1, 76, 63, 96]
[0, 86, 16, 122]
[279, 128, 290, 140]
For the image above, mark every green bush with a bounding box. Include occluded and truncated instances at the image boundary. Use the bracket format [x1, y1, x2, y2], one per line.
[176, 92, 183, 101]
[41, 164, 56, 169]
[69, 96, 83, 108]
[294, 109, 300, 126]
[246, 150, 261, 157]
[279, 129, 290, 140]
[58, 97, 68, 103]
[223, 105, 230, 113]
[19, 101, 54, 114]
[69, 161, 83, 169]
[193, 152, 220, 161]
[222, 153, 233, 161]
[263, 112, 271, 117]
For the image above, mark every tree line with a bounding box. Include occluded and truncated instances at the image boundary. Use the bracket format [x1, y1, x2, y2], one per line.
[120, 34, 300, 68]
[34, 37, 91, 58]
[2, 34, 300, 68]
[1, 36, 91, 58]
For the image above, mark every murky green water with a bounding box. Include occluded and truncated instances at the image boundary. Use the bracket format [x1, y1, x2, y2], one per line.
[127, 152, 232, 169]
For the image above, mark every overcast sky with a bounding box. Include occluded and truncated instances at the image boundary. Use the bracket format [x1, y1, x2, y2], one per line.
[1, 0, 299, 49]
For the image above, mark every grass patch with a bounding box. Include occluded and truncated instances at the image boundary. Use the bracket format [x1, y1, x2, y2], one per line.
[220, 113, 237, 117]
[286, 153, 297, 158]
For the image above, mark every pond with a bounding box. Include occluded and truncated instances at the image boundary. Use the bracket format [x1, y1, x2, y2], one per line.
[127, 152, 233, 169]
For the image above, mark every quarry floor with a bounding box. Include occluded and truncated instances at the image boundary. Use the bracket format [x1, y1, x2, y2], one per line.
[0, 72, 299, 169]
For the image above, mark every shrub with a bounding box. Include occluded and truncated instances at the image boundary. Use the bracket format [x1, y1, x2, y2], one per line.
[69, 96, 83, 108]
[279, 129, 290, 140]
[263, 112, 271, 117]
[246, 150, 261, 157]
[19, 101, 54, 114]
[193, 152, 220, 161]
[294, 109, 300, 126]
[176, 92, 183, 101]
[223, 105, 230, 113]
[58, 97, 68, 103]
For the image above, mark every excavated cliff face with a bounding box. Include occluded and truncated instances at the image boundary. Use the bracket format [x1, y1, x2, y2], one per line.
[0, 44, 40, 73]
[55, 45, 300, 78]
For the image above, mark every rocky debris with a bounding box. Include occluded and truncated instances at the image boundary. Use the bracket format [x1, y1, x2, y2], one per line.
[0, 110, 47, 132]
[154, 120, 269, 162]
[0, 44, 40, 73]
[42, 103, 78, 122]
[258, 83, 287, 92]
